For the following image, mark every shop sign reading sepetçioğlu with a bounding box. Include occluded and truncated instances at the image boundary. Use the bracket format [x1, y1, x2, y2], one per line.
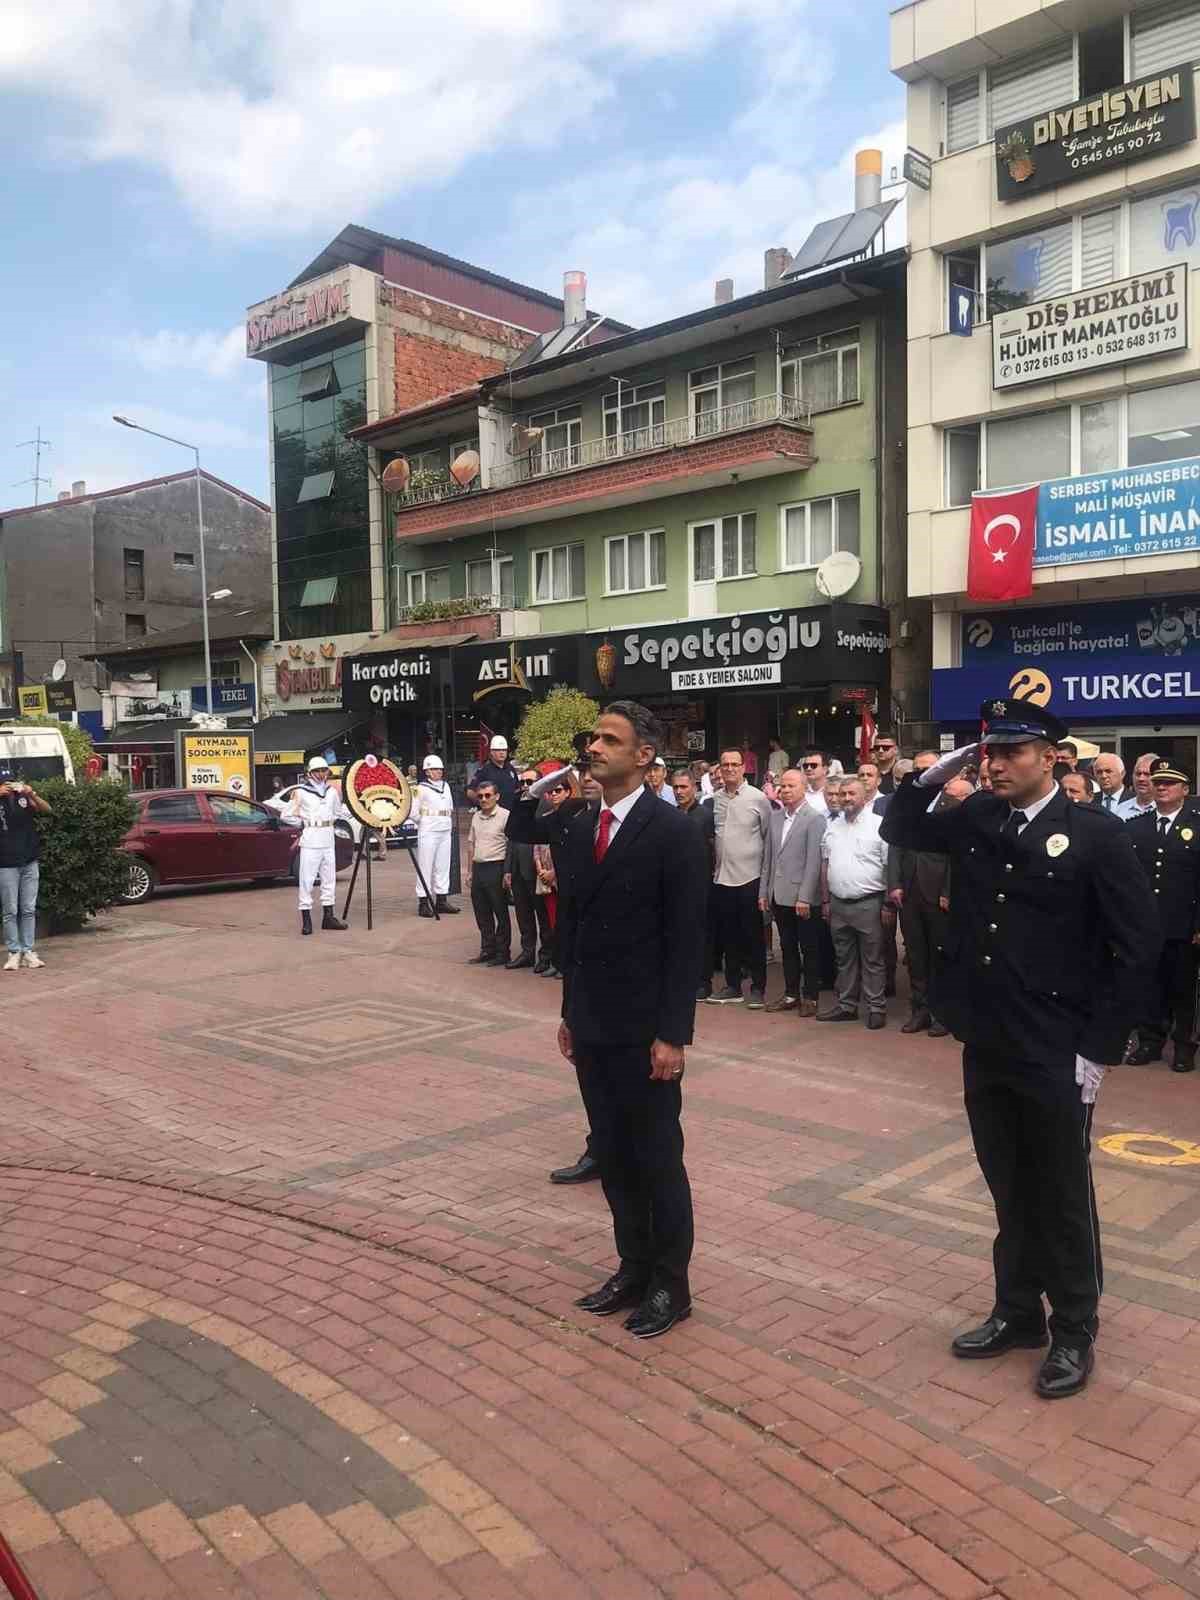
[995, 67, 1196, 201]
[992, 266, 1187, 389]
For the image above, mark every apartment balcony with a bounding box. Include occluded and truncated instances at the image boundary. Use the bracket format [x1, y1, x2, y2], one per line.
[391, 392, 814, 542]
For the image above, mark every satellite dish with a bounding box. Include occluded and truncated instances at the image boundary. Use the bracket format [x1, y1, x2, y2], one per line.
[450, 449, 480, 487]
[380, 456, 411, 492]
[814, 551, 862, 599]
[50, 659, 68, 682]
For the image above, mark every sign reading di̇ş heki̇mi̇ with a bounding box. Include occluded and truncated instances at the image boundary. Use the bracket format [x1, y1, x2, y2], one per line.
[992, 266, 1187, 389]
[176, 731, 254, 796]
[1035, 456, 1200, 566]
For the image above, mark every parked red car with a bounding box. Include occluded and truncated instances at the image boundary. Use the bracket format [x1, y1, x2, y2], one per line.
[119, 788, 354, 903]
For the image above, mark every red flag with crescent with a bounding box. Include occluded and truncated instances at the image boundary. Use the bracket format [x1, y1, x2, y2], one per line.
[967, 484, 1038, 602]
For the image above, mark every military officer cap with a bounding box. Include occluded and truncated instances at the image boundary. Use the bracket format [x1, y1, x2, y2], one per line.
[978, 698, 1068, 747]
[1148, 757, 1191, 786]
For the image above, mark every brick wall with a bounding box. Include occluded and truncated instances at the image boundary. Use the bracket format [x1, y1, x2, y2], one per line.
[383, 283, 540, 412]
[392, 422, 816, 542]
[393, 331, 506, 411]
[390, 613, 499, 642]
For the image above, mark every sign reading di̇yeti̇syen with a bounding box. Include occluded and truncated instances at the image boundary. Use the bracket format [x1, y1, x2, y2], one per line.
[992, 266, 1188, 389]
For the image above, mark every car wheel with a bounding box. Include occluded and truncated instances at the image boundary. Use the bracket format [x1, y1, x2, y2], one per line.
[121, 857, 156, 904]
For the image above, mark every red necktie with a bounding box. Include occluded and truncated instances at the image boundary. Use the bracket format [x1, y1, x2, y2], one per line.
[594, 808, 615, 864]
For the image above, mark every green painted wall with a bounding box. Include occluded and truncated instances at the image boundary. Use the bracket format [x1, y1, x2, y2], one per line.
[390, 315, 882, 630]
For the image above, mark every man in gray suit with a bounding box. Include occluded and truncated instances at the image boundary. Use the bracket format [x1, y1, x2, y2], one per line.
[759, 768, 827, 1015]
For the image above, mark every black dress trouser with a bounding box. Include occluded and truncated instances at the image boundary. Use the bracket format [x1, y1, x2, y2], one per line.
[508, 865, 539, 959]
[963, 1047, 1101, 1348]
[713, 880, 766, 992]
[771, 901, 821, 1000]
[899, 891, 947, 1016]
[1140, 938, 1198, 1058]
[575, 1043, 694, 1298]
[470, 861, 510, 958]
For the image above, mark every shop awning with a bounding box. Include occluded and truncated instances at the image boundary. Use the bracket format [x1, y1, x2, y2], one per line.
[96, 717, 194, 750]
[252, 710, 366, 755]
[349, 630, 478, 656]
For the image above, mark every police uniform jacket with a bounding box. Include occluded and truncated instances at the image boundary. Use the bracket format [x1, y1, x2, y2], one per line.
[882, 777, 1160, 1066]
[1127, 809, 1200, 943]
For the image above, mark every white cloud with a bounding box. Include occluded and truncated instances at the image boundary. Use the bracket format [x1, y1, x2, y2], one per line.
[126, 325, 245, 379]
[3, 0, 812, 235]
[100, 404, 259, 454]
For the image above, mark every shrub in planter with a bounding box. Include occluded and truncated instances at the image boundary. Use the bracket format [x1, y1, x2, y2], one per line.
[33, 778, 136, 933]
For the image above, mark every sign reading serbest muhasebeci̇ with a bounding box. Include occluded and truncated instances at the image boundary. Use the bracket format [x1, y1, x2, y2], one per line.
[995, 68, 1196, 201]
[1036, 456, 1200, 566]
[993, 266, 1188, 389]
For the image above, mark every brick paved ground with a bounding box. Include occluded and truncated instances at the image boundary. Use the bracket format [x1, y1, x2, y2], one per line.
[0, 866, 1198, 1598]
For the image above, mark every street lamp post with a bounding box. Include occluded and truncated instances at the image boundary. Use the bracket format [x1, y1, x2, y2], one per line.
[113, 416, 213, 715]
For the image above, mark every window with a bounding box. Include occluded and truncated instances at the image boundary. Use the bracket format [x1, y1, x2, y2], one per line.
[689, 358, 756, 437]
[781, 495, 860, 570]
[297, 364, 338, 400]
[781, 329, 859, 412]
[125, 613, 146, 640]
[208, 796, 267, 827]
[1080, 209, 1118, 289]
[1131, 183, 1200, 274]
[946, 75, 981, 153]
[531, 542, 585, 603]
[1129, 378, 1200, 465]
[145, 794, 202, 823]
[466, 556, 514, 606]
[605, 529, 666, 595]
[1131, 0, 1200, 77]
[691, 513, 757, 581]
[297, 470, 335, 503]
[945, 428, 981, 507]
[988, 39, 1074, 135]
[173, 552, 195, 571]
[528, 406, 581, 473]
[211, 659, 241, 684]
[300, 577, 338, 607]
[407, 567, 450, 606]
[986, 408, 1071, 488]
[947, 252, 981, 330]
[603, 381, 666, 453]
[1081, 399, 1121, 473]
[986, 222, 1072, 315]
[1078, 20, 1126, 97]
[123, 547, 144, 601]
[409, 446, 447, 480]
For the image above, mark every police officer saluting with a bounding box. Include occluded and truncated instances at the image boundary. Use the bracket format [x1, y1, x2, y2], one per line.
[882, 700, 1159, 1400]
[1126, 758, 1200, 1073]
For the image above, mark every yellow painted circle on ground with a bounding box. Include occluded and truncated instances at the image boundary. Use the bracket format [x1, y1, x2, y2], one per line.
[1099, 1132, 1200, 1167]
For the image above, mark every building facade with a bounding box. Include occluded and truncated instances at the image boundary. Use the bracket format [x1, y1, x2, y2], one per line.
[895, 0, 1200, 774]
[0, 472, 270, 724]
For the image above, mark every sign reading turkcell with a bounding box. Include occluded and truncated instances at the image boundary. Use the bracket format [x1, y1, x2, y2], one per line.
[995, 68, 1196, 201]
[935, 658, 1200, 721]
[992, 266, 1187, 389]
[1035, 456, 1200, 566]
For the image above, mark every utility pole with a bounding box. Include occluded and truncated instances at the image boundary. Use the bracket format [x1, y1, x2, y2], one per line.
[13, 429, 52, 504]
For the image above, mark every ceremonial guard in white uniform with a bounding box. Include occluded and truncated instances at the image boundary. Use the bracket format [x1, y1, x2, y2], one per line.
[415, 755, 460, 918]
[286, 755, 348, 935]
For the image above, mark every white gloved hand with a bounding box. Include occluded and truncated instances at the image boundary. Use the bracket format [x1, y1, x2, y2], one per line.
[915, 742, 981, 789]
[1075, 1055, 1106, 1105]
[527, 765, 573, 799]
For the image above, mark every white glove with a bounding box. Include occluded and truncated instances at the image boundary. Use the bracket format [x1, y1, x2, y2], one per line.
[1075, 1055, 1106, 1105]
[915, 743, 981, 789]
[527, 765, 573, 799]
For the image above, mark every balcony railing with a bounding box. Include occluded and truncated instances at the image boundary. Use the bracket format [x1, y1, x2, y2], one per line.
[389, 392, 811, 510]
[388, 589, 517, 626]
[490, 391, 810, 490]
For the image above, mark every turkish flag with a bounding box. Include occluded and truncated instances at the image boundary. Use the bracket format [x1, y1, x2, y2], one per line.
[967, 484, 1038, 602]
[858, 704, 876, 766]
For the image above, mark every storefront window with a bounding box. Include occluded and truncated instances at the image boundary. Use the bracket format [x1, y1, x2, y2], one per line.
[986, 408, 1071, 488]
[1128, 378, 1200, 465]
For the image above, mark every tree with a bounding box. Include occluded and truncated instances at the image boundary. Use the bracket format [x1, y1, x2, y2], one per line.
[14, 716, 95, 776]
[514, 686, 599, 765]
[33, 778, 136, 932]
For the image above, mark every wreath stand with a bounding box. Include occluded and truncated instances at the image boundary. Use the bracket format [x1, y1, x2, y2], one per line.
[340, 827, 440, 930]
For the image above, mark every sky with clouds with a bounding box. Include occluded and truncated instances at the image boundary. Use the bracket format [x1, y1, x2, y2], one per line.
[2, 0, 904, 506]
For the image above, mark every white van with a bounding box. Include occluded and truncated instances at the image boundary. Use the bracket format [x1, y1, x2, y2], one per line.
[0, 725, 76, 784]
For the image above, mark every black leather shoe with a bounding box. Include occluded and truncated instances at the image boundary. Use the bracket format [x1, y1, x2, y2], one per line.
[468, 952, 493, 965]
[928, 1020, 950, 1038]
[418, 897, 434, 918]
[952, 1316, 1048, 1360]
[575, 1268, 648, 1317]
[624, 1287, 692, 1339]
[1035, 1341, 1094, 1399]
[533, 957, 552, 975]
[901, 1011, 931, 1034]
[435, 896, 460, 915]
[506, 953, 535, 970]
[866, 1013, 886, 1030]
[321, 909, 348, 930]
[549, 1153, 600, 1185]
[815, 1007, 858, 1022]
[1125, 1043, 1160, 1066]
[485, 954, 509, 967]
[1172, 1049, 1196, 1073]
[301, 910, 313, 936]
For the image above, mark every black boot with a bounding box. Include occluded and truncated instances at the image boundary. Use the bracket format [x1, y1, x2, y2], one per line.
[322, 908, 348, 931]
[436, 896, 460, 915]
[301, 910, 313, 936]
[418, 897, 434, 918]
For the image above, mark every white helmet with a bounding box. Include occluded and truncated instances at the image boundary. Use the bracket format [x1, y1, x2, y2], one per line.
[422, 754, 445, 772]
[307, 755, 330, 773]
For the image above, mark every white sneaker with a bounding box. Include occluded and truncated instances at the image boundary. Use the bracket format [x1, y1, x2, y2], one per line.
[3, 953, 20, 972]
[20, 953, 44, 970]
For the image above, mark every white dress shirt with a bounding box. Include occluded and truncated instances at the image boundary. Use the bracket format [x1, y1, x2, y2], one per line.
[804, 788, 830, 817]
[821, 808, 888, 898]
[1154, 803, 1186, 835]
[595, 784, 643, 849]
[1096, 790, 1125, 817]
[1118, 795, 1153, 820]
[1009, 786, 1059, 835]
[780, 804, 802, 846]
[699, 772, 715, 799]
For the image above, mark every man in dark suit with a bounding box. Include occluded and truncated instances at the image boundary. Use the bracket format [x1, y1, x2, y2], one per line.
[1126, 759, 1200, 1073]
[758, 768, 826, 1015]
[888, 763, 971, 1036]
[881, 700, 1159, 1400]
[1091, 753, 1135, 817]
[558, 700, 707, 1339]
[672, 768, 718, 998]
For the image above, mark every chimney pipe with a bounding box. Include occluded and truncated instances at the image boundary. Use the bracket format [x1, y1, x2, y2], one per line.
[855, 148, 883, 210]
[57, 490, 70, 501]
[714, 278, 734, 305]
[763, 248, 793, 289]
[71, 479, 86, 497]
[563, 270, 587, 326]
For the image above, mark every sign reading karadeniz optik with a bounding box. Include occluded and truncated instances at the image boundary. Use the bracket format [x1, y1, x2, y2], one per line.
[995, 67, 1196, 201]
[993, 266, 1188, 389]
[585, 606, 890, 697]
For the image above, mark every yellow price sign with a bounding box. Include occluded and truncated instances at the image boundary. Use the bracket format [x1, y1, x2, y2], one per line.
[177, 731, 254, 797]
[17, 686, 48, 716]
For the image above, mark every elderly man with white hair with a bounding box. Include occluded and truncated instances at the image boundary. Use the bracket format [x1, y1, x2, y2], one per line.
[1091, 753, 1136, 818]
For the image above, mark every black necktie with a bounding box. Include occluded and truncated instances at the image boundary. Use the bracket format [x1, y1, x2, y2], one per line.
[1002, 809, 1027, 842]
[1159, 816, 1171, 839]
